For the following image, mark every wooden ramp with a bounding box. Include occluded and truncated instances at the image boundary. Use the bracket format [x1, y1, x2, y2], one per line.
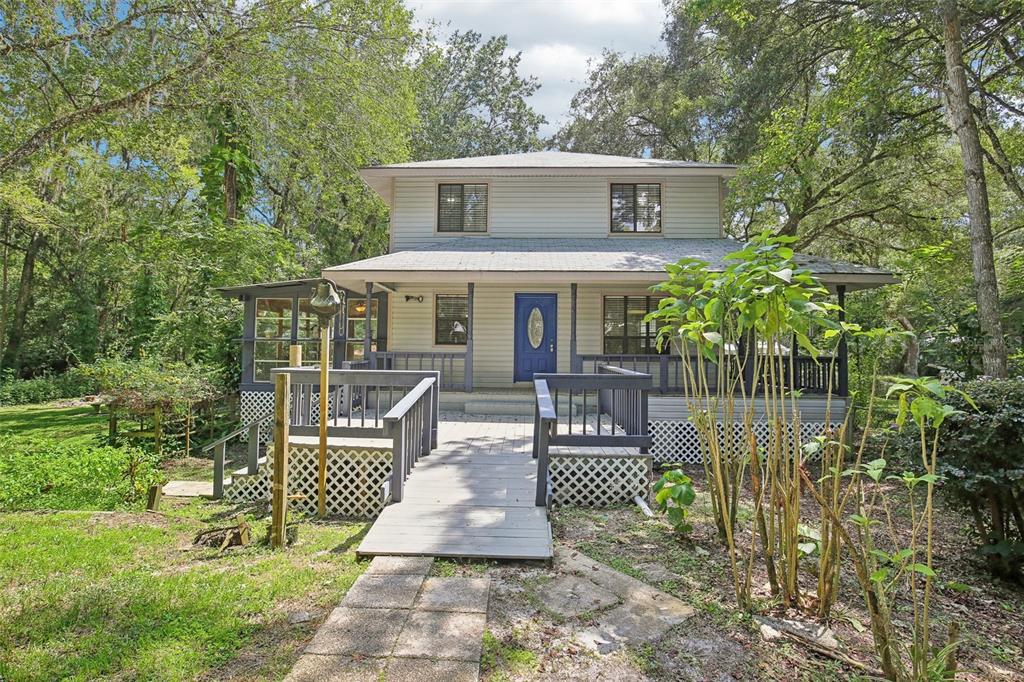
[357, 419, 553, 561]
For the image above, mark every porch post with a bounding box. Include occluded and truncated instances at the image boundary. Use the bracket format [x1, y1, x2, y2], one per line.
[363, 282, 373, 365]
[837, 285, 849, 396]
[570, 283, 580, 373]
[465, 282, 474, 392]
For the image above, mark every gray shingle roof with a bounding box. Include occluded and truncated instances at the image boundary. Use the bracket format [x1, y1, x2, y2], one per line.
[325, 238, 894, 282]
[362, 151, 737, 171]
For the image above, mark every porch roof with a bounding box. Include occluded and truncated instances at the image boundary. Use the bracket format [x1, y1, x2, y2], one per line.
[323, 237, 897, 292]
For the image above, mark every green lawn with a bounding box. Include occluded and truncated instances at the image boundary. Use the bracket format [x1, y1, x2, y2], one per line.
[0, 403, 107, 446]
[0, 402, 369, 681]
[0, 503, 369, 681]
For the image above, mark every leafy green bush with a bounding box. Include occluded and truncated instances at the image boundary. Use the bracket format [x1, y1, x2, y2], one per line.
[653, 469, 696, 534]
[935, 377, 1024, 582]
[80, 357, 222, 412]
[0, 434, 162, 511]
[0, 369, 96, 407]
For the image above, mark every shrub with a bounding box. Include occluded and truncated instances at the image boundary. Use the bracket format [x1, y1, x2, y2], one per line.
[0, 433, 162, 511]
[653, 469, 696, 534]
[0, 369, 96, 407]
[80, 357, 222, 412]
[936, 377, 1024, 582]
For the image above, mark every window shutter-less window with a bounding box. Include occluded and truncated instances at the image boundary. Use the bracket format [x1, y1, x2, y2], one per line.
[438, 184, 487, 232]
[610, 183, 661, 232]
[435, 295, 469, 345]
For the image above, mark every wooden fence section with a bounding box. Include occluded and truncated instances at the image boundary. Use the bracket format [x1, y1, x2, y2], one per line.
[532, 370, 653, 507]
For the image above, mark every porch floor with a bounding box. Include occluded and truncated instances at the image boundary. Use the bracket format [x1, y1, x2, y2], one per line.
[357, 416, 553, 561]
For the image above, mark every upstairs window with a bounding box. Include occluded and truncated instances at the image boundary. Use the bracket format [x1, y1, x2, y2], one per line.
[610, 183, 662, 233]
[438, 183, 488, 232]
[435, 295, 469, 345]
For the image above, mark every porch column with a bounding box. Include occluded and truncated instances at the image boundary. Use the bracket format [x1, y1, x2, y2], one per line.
[837, 285, 849, 396]
[742, 331, 756, 394]
[364, 282, 373, 364]
[465, 282, 474, 392]
[570, 283, 580, 372]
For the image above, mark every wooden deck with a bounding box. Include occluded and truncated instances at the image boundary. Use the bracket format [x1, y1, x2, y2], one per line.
[357, 417, 554, 560]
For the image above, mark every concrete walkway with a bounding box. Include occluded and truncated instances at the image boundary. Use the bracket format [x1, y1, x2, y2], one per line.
[286, 556, 489, 682]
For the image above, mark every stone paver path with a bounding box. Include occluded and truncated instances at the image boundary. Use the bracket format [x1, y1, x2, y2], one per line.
[286, 556, 488, 682]
[539, 546, 696, 654]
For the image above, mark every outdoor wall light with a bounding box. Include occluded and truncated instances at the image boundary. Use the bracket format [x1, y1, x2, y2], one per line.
[405, 295, 424, 303]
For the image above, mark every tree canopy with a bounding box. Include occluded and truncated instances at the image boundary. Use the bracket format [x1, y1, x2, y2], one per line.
[557, 0, 1024, 379]
[0, 1, 546, 377]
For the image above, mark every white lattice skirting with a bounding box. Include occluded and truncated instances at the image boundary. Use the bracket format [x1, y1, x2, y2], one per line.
[224, 445, 392, 518]
[239, 391, 336, 444]
[549, 455, 652, 507]
[650, 419, 840, 465]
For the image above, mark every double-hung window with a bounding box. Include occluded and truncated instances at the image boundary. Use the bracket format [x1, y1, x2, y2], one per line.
[438, 183, 488, 232]
[602, 295, 666, 354]
[610, 183, 662, 233]
[434, 295, 469, 345]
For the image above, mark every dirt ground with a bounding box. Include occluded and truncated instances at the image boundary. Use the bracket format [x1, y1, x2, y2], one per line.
[454, 468, 1024, 682]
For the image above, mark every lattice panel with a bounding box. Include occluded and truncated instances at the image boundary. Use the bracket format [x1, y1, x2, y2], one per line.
[239, 390, 336, 444]
[651, 419, 840, 465]
[549, 455, 651, 507]
[225, 467, 271, 503]
[240, 391, 274, 443]
[286, 447, 391, 517]
[223, 446, 391, 518]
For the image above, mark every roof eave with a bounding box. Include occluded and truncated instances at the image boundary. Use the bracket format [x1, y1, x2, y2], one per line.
[323, 268, 897, 293]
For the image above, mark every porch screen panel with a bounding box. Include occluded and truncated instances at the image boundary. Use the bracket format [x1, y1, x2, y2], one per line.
[610, 183, 661, 233]
[254, 298, 292, 382]
[297, 298, 331, 366]
[435, 295, 468, 345]
[438, 183, 487, 232]
[345, 298, 378, 361]
[602, 295, 664, 354]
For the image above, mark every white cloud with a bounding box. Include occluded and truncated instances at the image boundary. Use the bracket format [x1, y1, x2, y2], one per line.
[410, 0, 667, 137]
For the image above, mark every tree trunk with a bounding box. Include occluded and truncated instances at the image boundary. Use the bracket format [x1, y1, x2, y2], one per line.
[1, 231, 44, 372]
[0, 210, 10, 364]
[896, 316, 919, 377]
[942, 0, 1008, 378]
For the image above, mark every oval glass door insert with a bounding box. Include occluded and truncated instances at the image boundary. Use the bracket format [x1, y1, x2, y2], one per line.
[527, 307, 544, 349]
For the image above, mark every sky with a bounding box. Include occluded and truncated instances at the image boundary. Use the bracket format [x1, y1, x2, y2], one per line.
[408, 0, 669, 137]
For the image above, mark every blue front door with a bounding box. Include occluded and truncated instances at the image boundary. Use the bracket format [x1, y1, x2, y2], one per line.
[514, 294, 557, 382]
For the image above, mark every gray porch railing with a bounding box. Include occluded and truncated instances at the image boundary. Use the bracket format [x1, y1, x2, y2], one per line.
[204, 412, 270, 499]
[269, 366, 440, 503]
[532, 370, 653, 507]
[579, 352, 839, 396]
[374, 351, 466, 391]
[578, 354, 687, 393]
[785, 355, 838, 394]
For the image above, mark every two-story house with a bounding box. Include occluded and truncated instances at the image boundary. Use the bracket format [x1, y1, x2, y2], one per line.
[221, 151, 894, 462]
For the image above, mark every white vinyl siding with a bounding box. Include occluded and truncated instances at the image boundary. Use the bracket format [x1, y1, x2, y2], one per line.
[390, 176, 721, 249]
[388, 282, 664, 389]
[389, 283, 571, 388]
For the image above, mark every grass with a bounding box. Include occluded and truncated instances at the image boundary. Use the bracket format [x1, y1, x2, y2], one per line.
[481, 629, 538, 681]
[0, 502, 369, 681]
[0, 403, 106, 446]
[0, 400, 368, 680]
